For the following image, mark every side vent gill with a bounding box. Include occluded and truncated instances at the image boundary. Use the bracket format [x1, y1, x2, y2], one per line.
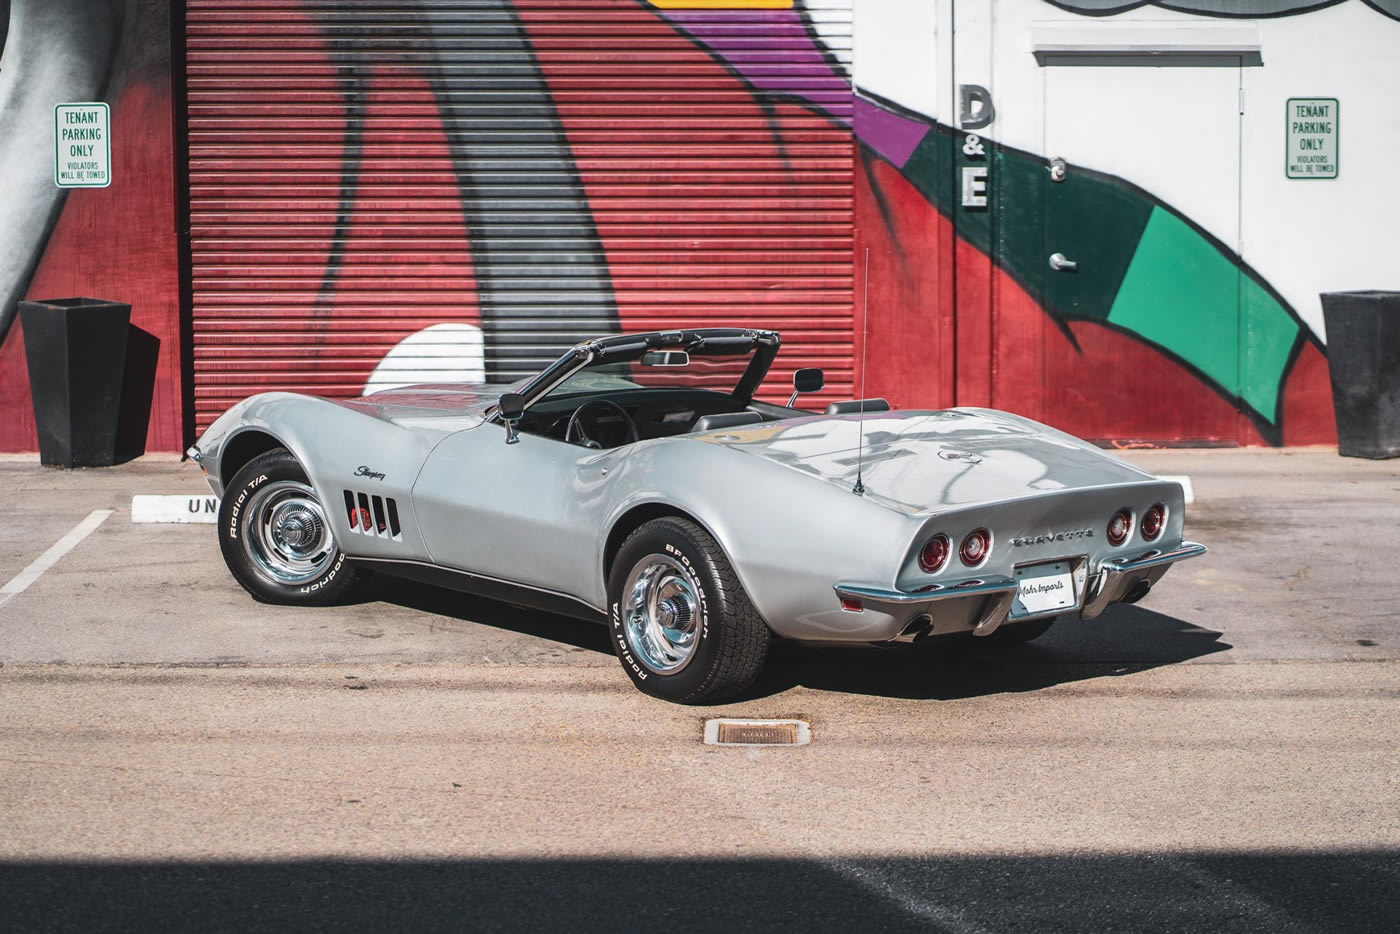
[343, 489, 403, 541]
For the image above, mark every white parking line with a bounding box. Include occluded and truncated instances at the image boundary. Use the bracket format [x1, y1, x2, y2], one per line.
[0, 509, 114, 610]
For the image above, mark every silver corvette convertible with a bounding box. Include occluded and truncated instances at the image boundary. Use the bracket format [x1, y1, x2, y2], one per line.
[191, 328, 1205, 703]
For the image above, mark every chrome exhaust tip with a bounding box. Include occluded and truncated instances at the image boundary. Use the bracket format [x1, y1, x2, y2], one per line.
[893, 614, 933, 644]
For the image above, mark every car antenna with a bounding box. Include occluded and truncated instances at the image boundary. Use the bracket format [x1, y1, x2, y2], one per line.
[853, 246, 869, 496]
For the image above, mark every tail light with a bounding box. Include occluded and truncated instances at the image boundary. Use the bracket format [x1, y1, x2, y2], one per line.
[1107, 509, 1133, 546]
[1142, 503, 1165, 541]
[918, 534, 951, 573]
[960, 528, 991, 566]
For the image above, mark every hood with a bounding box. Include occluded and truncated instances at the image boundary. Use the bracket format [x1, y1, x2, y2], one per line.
[331, 380, 523, 432]
[705, 408, 1155, 515]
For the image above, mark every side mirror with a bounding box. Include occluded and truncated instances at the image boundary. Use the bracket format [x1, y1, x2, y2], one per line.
[788, 367, 825, 407]
[499, 392, 525, 444]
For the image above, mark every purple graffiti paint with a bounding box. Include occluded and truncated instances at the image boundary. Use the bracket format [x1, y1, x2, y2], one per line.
[852, 97, 929, 169]
[660, 9, 853, 121]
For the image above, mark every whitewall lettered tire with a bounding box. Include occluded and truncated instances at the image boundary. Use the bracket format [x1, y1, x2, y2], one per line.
[607, 517, 769, 703]
[217, 448, 362, 605]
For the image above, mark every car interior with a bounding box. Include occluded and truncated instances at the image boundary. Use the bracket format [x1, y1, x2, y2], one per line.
[510, 387, 804, 450]
[500, 333, 891, 450]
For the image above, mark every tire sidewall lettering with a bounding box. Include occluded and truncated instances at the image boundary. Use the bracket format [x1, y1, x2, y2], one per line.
[299, 552, 346, 594]
[611, 600, 647, 680]
[614, 534, 712, 686]
[663, 542, 709, 640]
[226, 473, 268, 541]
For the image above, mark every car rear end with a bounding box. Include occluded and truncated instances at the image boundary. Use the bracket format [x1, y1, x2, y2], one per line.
[834, 479, 1204, 643]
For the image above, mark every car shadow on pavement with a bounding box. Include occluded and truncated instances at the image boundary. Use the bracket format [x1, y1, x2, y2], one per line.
[364, 576, 615, 655]
[2, 850, 1396, 934]
[366, 575, 1228, 704]
[746, 605, 1232, 702]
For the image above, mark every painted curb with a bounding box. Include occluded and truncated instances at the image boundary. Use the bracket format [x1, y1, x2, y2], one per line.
[131, 494, 220, 524]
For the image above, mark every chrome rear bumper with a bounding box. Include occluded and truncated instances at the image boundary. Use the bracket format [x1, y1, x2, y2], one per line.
[834, 576, 1018, 638]
[834, 540, 1207, 638]
[1079, 541, 1207, 619]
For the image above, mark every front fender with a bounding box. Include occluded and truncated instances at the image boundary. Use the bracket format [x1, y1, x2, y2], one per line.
[193, 393, 444, 561]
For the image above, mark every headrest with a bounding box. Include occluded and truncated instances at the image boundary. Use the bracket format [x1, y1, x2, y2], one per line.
[824, 398, 891, 415]
[692, 411, 764, 433]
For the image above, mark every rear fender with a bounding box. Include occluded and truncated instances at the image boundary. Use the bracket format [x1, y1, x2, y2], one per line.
[597, 439, 919, 639]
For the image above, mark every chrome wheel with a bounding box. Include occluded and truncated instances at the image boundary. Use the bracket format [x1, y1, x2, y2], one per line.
[622, 553, 704, 674]
[240, 480, 336, 585]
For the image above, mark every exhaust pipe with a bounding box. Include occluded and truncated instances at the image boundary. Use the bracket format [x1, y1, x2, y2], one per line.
[892, 614, 933, 644]
[1122, 579, 1152, 605]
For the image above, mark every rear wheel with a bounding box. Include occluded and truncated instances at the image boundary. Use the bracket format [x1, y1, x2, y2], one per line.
[607, 517, 769, 703]
[217, 449, 362, 605]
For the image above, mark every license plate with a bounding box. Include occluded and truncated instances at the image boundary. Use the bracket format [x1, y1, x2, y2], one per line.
[1012, 561, 1076, 617]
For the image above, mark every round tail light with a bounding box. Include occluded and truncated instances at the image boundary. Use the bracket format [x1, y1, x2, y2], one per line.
[1107, 509, 1133, 546]
[960, 528, 991, 566]
[918, 534, 951, 573]
[1141, 503, 1165, 541]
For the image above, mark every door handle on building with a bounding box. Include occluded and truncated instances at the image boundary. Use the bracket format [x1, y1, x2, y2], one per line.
[1049, 252, 1078, 272]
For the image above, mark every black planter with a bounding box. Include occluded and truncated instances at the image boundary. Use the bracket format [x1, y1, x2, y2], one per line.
[1321, 291, 1400, 459]
[19, 298, 132, 467]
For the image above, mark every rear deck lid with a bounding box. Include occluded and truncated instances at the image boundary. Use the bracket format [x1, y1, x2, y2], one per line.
[706, 408, 1155, 514]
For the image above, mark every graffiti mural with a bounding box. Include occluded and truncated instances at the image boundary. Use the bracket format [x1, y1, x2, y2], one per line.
[0, 0, 124, 344]
[643, 0, 1343, 443]
[182, 0, 857, 425]
[0, 0, 182, 454]
[1045, 0, 1400, 19]
[5, 0, 1392, 450]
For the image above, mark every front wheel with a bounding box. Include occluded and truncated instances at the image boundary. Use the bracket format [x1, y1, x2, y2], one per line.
[217, 449, 362, 605]
[607, 517, 769, 703]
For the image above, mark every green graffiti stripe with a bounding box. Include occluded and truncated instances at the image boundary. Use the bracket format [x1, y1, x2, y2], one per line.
[1108, 208, 1242, 405]
[890, 125, 1300, 429]
[1239, 271, 1302, 424]
[1108, 208, 1299, 424]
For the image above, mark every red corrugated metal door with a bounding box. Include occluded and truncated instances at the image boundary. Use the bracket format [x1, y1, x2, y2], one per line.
[184, 1, 854, 429]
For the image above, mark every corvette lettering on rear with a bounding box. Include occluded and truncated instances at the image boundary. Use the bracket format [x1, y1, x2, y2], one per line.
[1011, 529, 1093, 547]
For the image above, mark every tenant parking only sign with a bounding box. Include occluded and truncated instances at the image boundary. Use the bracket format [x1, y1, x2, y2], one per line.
[54, 102, 111, 188]
[1286, 98, 1338, 179]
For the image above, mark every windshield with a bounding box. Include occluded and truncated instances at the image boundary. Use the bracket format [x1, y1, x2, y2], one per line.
[540, 354, 758, 403]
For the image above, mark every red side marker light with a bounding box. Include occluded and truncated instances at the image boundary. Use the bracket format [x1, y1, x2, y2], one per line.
[840, 597, 863, 612]
[1141, 503, 1165, 541]
[1107, 509, 1133, 546]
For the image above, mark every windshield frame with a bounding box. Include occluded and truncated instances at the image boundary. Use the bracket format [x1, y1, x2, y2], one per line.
[507, 328, 781, 416]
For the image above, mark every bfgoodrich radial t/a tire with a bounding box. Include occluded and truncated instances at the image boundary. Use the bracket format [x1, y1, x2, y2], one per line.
[217, 449, 361, 606]
[607, 517, 770, 703]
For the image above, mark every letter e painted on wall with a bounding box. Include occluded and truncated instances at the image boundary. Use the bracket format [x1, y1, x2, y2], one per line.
[962, 167, 988, 208]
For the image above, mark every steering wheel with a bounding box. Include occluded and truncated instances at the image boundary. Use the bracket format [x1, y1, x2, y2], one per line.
[565, 399, 640, 449]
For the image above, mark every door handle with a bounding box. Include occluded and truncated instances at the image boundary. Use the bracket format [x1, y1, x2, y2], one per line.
[1049, 252, 1078, 272]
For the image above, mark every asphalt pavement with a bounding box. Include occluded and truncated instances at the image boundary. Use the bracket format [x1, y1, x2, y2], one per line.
[1, 448, 1398, 932]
